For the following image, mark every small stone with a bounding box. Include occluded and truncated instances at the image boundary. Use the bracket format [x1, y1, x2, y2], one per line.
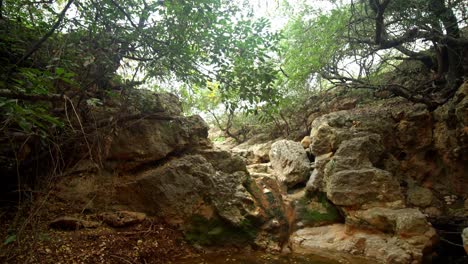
[99, 211, 146, 227]
[407, 186, 433, 208]
[301, 136, 312, 149]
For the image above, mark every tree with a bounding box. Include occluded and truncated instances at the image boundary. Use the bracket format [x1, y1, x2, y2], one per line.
[282, 0, 467, 108]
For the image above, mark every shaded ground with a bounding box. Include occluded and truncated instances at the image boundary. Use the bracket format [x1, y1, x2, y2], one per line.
[0, 215, 196, 263]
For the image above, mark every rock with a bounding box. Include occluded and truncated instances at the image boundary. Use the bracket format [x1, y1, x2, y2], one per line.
[126, 90, 183, 116]
[325, 135, 385, 174]
[424, 207, 442, 217]
[106, 115, 209, 170]
[324, 168, 403, 208]
[50, 216, 100, 230]
[395, 108, 432, 151]
[300, 136, 312, 149]
[289, 224, 435, 264]
[195, 149, 247, 174]
[232, 140, 274, 164]
[462, 227, 468, 254]
[346, 207, 432, 236]
[305, 152, 333, 194]
[291, 193, 342, 229]
[99, 211, 146, 227]
[114, 154, 258, 228]
[247, 163, 271, 174]
[407, 186, 433, 208]
[309, 110, 393, 156]
[269, 140, 311, 189]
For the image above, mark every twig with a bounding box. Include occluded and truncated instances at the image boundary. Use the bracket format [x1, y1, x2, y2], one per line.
[440, 237, 464, 247]
[110, 254, 135, 264]
[64, 96, 94, 162]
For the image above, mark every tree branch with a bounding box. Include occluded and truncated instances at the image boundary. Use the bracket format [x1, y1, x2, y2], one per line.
[15, 0, 74, 66]
[0, 89, 65, 101]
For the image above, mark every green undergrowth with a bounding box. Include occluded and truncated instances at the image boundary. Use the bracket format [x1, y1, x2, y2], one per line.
[185, 215, 257, 246]
[298, 193, 343, 225]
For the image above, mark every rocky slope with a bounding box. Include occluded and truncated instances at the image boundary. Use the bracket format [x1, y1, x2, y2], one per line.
[219, 82, 468, 263]
[40, 82, 468, 263]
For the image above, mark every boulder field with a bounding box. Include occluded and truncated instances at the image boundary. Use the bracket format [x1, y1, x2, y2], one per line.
[53, 82, 468, 263]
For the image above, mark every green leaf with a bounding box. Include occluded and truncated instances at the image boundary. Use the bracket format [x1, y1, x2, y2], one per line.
[3, 234, 16, 245]
[55, 67, 65, 75]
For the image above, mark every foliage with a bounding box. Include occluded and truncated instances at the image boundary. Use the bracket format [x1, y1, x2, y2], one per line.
[297, 193, 343, 224]
[280, 0, 468, 108]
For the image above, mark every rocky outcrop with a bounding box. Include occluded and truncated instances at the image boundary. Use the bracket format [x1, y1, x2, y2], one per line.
[55, 90, 290, 250]
[290, 224, 435, 264]
[54, 82, 468, 262]
[292, 91, 468, 262]
[269, 140, 311, 189]
[231, 139, 274, 165]
[106, 115, 209, 171]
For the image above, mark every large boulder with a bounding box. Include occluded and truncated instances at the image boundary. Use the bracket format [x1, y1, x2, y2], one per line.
[346, 207, 433, 236]
[232, 140, 274, 165]
[324, 168, 403, 208]
[289, 224, 436, 264]
[106, 115, 209, 170]
[269, 140, 311, 189]
[114, 154, 253, 226]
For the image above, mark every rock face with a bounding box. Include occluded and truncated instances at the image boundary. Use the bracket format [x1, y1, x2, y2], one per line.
[106, 115, 209, 171]
[292, 89, 468, 263]
[54, 83, 468, 263]
[56, 90, 289, 249]
[290, 224, 436, 264]
[231, 139, 274, 165]
[269, 140, 311, 189]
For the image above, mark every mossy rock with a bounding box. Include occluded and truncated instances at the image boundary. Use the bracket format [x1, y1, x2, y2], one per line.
[296, 193, 343, 226]
[185, 215, 257, 246]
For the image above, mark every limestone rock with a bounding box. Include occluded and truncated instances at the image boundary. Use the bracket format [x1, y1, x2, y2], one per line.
[126, 90, 183, 116]
[247, 163, 272, 174]
[305, 152, 333, 194]
[115, 154, 257, 228]
[326, 135, 385, 174]
[289, 224, 435, 264]
[106, 115, 209, 170]
[309, 110, 393, 156]
[99, 211, 146, 227]
[232, 140, 274, 165]
[407, 186, 433, 208]
[346, 207, 432, 236]
[300, 136, 312, 149]
[324, 168, 403, 208]
[269, 140, 311, 189]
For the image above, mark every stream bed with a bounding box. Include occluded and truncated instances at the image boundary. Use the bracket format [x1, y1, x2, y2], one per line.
[176, 252, 341, 264]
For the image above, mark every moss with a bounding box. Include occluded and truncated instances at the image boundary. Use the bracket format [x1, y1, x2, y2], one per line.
[298, 193, 342, 224]
[185, 215, 257, 246]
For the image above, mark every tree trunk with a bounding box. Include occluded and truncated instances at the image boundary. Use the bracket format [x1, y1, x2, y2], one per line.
[429, 0, 464, 90]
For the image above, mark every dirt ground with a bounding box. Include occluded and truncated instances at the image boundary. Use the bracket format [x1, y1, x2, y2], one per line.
[0, 213, 202, 264]
[0, 189, 207, 264]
